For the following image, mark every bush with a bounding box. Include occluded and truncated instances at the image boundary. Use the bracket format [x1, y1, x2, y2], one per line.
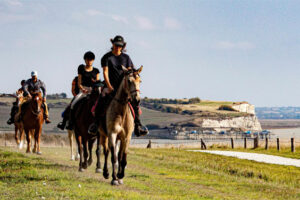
[218, 105, 236, 111]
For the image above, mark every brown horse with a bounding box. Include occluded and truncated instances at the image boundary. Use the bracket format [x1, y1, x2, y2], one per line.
[14, 91, 25, 149]
[22, 92, 44, 154]
[73, 84, 102, 172]
[97, 66, 143, 185]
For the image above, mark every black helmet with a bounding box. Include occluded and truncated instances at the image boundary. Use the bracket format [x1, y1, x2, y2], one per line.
[83, 51, 95, 60]
[111, 35, 125, 46]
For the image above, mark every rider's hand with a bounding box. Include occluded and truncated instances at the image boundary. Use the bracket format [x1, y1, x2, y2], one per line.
[108, 86, 114, 93]
[82, 88, 89, 94]
[28, 94, 32, 99]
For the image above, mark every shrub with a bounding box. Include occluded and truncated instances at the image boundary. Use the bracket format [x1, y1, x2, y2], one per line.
[218, 105, 236, 111]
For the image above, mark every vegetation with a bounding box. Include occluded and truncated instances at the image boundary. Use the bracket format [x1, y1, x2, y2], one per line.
[218, 105, 236, 111]
[0, 147, 300, 199]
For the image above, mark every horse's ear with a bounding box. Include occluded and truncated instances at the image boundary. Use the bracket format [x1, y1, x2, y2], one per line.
[121, 65, 128, 72]
[137, 65, 143, 74]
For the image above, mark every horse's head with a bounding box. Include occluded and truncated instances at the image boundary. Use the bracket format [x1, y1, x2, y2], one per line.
[30, 91, 43, 115]
[16, 91, 23, 106]
[122, 65, 143, 103]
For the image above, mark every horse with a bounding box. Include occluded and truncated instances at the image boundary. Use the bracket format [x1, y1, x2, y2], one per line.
[22, 92, 44, 154]
[67, 129, 80, 161]
[73, 82, 102, 172]
[13, 91, 25, 149]
[97, 66, 143, 185]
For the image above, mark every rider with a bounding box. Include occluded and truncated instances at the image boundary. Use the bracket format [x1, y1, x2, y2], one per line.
[66, 51, 100, 130]
[56, 76, 79, 130]
[88, 35, 149, 137]
[21, 71, 51, 124]
[7, 80, 26, 125]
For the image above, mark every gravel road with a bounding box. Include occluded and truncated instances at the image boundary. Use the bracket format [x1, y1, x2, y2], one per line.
[189, 150, 300, 167]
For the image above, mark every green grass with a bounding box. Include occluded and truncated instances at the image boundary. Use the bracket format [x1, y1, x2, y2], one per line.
[0, 147, 300, 200]
[197, 101, 234, 106]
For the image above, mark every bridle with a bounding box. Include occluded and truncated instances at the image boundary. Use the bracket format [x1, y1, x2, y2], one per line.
[113, 71, 140, 105]
[31, 94, 42, 116]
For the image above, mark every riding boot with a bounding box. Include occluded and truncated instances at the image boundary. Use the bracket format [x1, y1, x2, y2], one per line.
[7, 104, 17, 125]
[66, 108, 74, 130]
[132, 102, 149, 137]
[57, 106, 70, 130]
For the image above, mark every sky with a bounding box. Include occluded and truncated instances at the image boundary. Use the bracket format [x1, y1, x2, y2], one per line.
[0, 0, 300, 107]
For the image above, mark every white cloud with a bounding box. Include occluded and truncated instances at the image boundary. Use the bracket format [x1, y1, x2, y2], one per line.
[164, 17, 181, 30]
[135, 16, 155, 30]
[214, 41, 255, 50]
[5, 0, 22, 7]
[85, 9, 128, 24]
[86, 9, 102, 16]
[0, 13, 33, 24]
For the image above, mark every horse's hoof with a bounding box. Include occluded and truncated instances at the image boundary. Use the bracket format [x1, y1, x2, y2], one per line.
[111, 180, 119, 186]
[118, 179, 124, 185]
[88, 159, 93, 166]
[103, 171, 109, 179]
[18, 141, 24, 149]
[82, 163, 88, 169]
[95, 168, 102, 173]
[78, 168, 84, 172]
[37, 152, 42, 155]
[75, 154, 80, 161]
[26, 150, 31, 154]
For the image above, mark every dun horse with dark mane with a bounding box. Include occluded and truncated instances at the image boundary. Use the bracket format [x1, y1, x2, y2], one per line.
[22, 92, 44, 154]
[73, 66, 143, 185]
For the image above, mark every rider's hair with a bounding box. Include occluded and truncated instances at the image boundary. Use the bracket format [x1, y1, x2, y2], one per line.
[21, 80, 25, 85]
[83, 51, 95, 60]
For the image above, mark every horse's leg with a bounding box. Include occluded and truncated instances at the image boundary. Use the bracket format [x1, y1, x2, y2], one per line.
[68, 130, 74, 160]
[36, 126, 42, 155]
[25, 129, 31, 153]
[76, 135, 84, 172]
[14, 125, 20, 145]
[19, 125, 24, 149]
[75, 132, 80, 161]
[117, 138, 127, 184]
[95, 135, 102, 173]
[102, 136, 109, 179]
[33, 128, 38, 153]
[88, 139, 94, 166]
[82, 139, 88, 169]
[109, 133, 119, 185]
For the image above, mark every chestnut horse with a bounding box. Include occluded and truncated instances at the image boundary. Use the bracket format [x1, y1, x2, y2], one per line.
[14, 91, 25, 149]
[22, 92, 44, 154]
[97, 66, 143, 185]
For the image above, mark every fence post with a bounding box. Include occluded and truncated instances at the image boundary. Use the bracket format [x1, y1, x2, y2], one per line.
[244, 137, 247, 149]
[291, 138, 295, 153]
[254, 137, 258, 149]
[265, 138, 268, 150]
[277, 138, 280, 151]
[231, 138, 234, 149]
[201, 139, 206, 150]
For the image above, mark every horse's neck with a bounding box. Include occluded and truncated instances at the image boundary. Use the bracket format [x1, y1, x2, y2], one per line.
[110, 78, 129, 114]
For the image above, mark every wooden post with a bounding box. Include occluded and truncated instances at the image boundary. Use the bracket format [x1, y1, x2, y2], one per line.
[265, 138, 268, 150]
[277, 138, 280, 151]
[253, 137, 258, 149]
[291, 138, 295, 153]
[231, 138, 234, 149]
[201, 139, 206, 150]
[244, 137, 247, 149]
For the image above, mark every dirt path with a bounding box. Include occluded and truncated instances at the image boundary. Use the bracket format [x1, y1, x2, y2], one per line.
[190, 150, 300, 167]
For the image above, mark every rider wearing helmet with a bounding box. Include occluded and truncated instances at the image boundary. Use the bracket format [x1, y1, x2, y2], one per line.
[20, 71, 51, 124]
[7, 80, 26, 125]
[66, 51, 100, 130]
[88, 35, 148, 137]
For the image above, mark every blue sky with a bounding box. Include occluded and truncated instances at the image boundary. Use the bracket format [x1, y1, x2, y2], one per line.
[0, 0, 300, 106]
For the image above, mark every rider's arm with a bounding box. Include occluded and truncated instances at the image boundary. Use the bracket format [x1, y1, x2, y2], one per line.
[103, 67, 113, 91]
[96, 73, 100, 81]
[22, 81, 30, 97]
[40, 80, 47, 99]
